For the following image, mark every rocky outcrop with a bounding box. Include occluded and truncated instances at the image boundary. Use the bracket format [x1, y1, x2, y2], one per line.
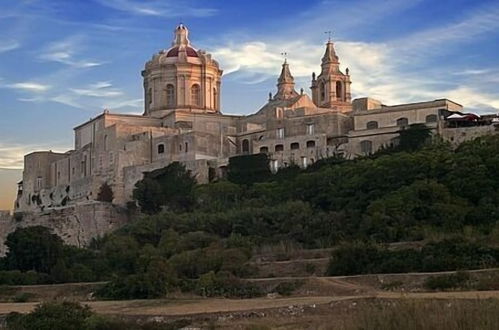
[0, 202, 129, 255]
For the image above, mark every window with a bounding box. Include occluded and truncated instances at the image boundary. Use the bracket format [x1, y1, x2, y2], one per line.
[213, 88, 218, 109]
[260, 146, 268, 153]
[360, 140, 373, 155]
[185, 142, 188, 153]
[157, 144, 165, 154]
[103, 135, 108, 151]
[306, 124, 314, 135]
[276, 108, 284, 119]
[275, 144, 284, 152]
[147, 88, 152, 105]
[336, 81, 342, 101]
[426, 114, 438, 123]
[276, 128, 284, 139]
[319, 82, 325, 101]
[306, 140, 316, 148]
[396, 117, 409, 126]
[191, 84, 200, 106]
[166, 84, 175, 107]
[291, 142, 300, 150]
[366, 121, 378, 130]
[242, 139, 250, 154]
[36, 177, 42, 190]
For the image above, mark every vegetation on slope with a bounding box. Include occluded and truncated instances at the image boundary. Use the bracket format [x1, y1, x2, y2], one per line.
[2, 127, 499, 299]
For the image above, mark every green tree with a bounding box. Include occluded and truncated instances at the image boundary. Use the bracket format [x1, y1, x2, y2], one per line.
[227, 153, 271, 185]
[4, 226, 64, 274]
[133, 162, 197, 214]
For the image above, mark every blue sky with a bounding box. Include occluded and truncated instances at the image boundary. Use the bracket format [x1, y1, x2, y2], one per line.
[1, 0, 499, 209]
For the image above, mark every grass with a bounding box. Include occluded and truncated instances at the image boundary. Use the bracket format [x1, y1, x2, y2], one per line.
[349, 299, 499, 330]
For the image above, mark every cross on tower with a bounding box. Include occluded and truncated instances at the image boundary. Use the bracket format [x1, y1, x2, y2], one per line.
[325, 31, 333, 42]
[281, 52, 288, 63]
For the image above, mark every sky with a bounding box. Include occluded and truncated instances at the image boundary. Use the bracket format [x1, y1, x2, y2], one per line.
[1, 0, 499, 210]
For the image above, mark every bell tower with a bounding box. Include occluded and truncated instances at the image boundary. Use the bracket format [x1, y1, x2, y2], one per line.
[311, 39, 352, 112]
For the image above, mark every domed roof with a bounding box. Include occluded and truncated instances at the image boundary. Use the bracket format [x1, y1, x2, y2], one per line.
[166, 45, 198, 58]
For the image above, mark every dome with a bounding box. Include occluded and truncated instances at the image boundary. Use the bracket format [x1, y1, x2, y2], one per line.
[166, 46, 199, 58]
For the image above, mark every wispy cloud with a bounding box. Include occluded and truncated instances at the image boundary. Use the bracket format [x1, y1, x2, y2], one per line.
[0, 40, 20, 53]
[94, 0, 217, 17]
[0, 142, 68, 169]
[39, 37, 104, 68]
[69, 81, 124, 98]
[7, 82, 51, 92]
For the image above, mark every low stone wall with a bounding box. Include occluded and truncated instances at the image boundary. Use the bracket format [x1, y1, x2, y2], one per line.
[0, 202, 129, 255]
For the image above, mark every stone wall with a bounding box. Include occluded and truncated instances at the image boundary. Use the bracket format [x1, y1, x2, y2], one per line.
[1, 202, 129, 255]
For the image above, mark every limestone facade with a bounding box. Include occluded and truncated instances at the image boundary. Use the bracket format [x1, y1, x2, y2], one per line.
[14, 24, 498, 214]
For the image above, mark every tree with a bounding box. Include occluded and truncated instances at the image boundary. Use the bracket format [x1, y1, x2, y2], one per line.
[96, 182, 114, 203]
[133, 162, 197, 214]
[4, 226, 64, 274]
[227, 153, 272, 185]
[397, 123, 432, 152]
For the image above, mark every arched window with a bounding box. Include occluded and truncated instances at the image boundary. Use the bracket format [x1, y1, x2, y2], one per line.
[147, 88, 152, 105]
[157, 144, 165, 154]
[191, 84, 200, 107]
[242, 139, 250, 154]
[426, 114, 437, 123]
[103, 135, 108, 151]
[396, 117, 409, 126]
[213, 88, 218, 109]
[275, 144, 284, 152]
[291, 142, 300, 150]
[166, 84, 175, 107]
[319, 82, 325, 101]
[307, 140, 316, 148]
[336, 81, 342, 101]
[260, 146, 268, 154]
[366, 121, 379, 129]
[360, 140, 373, 155]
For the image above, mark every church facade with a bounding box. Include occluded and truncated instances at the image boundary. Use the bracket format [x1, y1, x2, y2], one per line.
[16, 24, 491, 213]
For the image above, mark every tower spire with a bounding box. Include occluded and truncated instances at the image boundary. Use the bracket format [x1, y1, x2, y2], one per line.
[274, 58, 299, 101]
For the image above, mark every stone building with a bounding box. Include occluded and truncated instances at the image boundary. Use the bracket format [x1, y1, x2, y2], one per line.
[14, 24, 497, 214]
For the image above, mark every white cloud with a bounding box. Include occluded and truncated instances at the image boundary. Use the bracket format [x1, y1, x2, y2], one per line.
[39, 37, 104, 68]
[70, 81, 123, 98]
[94, 0, 217, 17]
[7, 82, 51, 92]
[0, 40, 20, 53]
[0, 142, 69, 169]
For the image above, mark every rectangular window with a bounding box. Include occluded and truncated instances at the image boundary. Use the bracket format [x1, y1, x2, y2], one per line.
[276, 128, 284, 139]
[307, 124, 315, 135]
[36, 177, 42, 190]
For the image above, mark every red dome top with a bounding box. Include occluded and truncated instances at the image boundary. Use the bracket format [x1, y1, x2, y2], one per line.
[166, 46, 198, 58]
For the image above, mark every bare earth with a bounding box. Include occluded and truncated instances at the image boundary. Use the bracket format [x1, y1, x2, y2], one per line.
[0, 290, 498, 317]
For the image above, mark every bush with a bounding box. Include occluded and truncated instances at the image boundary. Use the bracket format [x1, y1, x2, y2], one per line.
[195, 271, 263, 298]
[424, 271, 471, 291]
[6, 301, 93, 330]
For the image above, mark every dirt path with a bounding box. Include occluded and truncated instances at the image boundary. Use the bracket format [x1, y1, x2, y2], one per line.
[1, 290, 499, 317]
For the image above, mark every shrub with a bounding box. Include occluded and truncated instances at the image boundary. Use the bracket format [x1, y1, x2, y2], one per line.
[424, 271, 470, 291]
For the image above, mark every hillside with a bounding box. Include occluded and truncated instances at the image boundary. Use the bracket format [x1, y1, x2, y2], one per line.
[2, 132, 499, 328]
